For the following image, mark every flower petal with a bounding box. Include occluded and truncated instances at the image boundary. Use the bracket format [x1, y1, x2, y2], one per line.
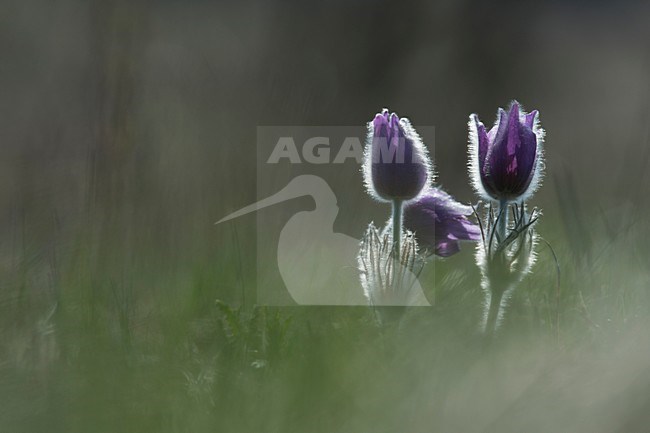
[506, 102, 522, 158]
[435, 241, 461, 258]
[523, 109, 538, 129]
[403, 188, 480, 257]
[472, 114, 490, 173]
[515, 121, 538, 192]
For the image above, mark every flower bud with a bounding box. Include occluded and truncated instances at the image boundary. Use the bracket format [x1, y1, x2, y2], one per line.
[469, 101, 544, 202]
[364, 109, 431, 202]
[357, 222, 427, 306]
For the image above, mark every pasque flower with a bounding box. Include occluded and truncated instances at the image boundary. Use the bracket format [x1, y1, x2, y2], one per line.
[467, 101, 546, 334]
[403, 188, 481, 257]
[359, 108, 479, 313]
[469, 101, 544, 202]
[363, 108, 433, 264]
[364, 109, 431, 202]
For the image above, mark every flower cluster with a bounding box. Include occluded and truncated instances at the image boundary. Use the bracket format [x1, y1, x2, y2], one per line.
[357, 101, 546, 332]
[359, 109, 479, 308]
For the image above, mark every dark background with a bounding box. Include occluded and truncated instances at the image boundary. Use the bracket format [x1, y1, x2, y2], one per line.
[1, 1, 648, 297]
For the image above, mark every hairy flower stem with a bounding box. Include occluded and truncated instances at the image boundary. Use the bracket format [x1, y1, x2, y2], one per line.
[497, 199, 508, 243]
[392, 199, 403, 258]
[485, 289, 504, 336]
[484, 199, 509, 335]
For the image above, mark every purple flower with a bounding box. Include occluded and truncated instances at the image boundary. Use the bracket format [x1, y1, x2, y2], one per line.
[364, 109, 431, 202]
[469, 101, 544, 202]
[403, 188, 481, 257]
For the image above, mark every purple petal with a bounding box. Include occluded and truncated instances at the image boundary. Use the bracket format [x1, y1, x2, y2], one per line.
[514, 122, 538, 191]
[484, 111, 511, 197]
[506, 102, 521, 158]
[487, 108, 507, 142]
[483, 108, 510, 192]
[435, 241, 461, 258]
[472, 114, 489, 173]
[523, 110, 538, 129]
[403, 188, 480, 257]
[372, 109, 390, 131]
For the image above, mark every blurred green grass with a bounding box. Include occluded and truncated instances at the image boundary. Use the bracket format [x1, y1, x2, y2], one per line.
[2, 213, 650, 432]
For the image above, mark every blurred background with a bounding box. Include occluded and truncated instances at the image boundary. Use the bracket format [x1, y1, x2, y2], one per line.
[1, 0, 649, 431]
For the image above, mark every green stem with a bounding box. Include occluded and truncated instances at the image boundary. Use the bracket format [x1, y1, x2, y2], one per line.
[484, 200, 510, 336]
[485, 289, 504, 335]
[497, 199, 508, 244]
[392, 199, 403, 258]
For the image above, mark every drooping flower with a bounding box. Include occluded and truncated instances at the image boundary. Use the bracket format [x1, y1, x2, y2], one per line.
[468, 101, 544, 202]
[403, 188, 481, 257]
[363, 109, 432, 202]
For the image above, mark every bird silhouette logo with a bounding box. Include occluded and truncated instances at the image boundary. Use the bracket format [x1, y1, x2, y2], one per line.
[216, 174, 430, 306]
